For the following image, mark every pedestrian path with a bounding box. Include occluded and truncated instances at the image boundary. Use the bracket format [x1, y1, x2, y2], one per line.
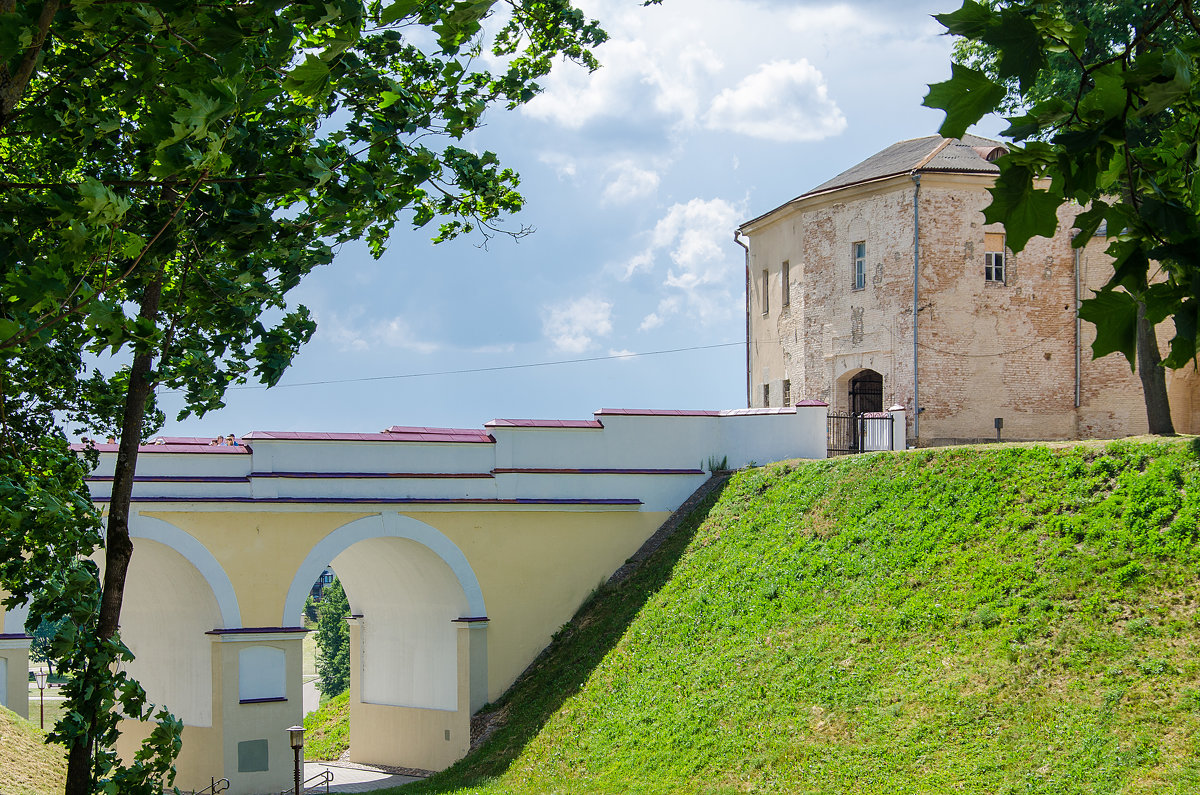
[302, 761, 421, 793]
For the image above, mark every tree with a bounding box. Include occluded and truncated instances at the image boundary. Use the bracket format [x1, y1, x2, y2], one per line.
[1, 1, 609, 791]
[28, 616, 67, 677]
[924, 0, 1200, 434]
[314, 577, 351, 699]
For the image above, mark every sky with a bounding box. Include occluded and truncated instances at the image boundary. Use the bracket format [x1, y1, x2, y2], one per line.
[156, 0, 1005, 438]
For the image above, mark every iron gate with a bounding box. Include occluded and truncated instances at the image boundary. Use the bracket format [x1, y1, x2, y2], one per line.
[827, 411, 894, 456]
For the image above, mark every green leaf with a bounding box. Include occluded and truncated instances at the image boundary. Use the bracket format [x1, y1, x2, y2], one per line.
[1071, 201, 1108, 247]
[380, 0, 420, 25]
[982, 7, 1045, 93]
[982, 164, 1063, 252]
[284, 54, 331, 97]
[1079, 290, 1139, 367]
[933, 1, 993, 39]
[1164, 298, 1199, 367]
[924, 64, 1006, 140]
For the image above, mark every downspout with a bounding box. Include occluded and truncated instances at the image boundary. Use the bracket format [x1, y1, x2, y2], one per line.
[1073, 240, 1081, 408]
[911, 172, 921, 443]
[734, 229, 751, 408]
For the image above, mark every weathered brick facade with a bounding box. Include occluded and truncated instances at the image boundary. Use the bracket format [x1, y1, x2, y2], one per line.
[740, 136, 1199, 446]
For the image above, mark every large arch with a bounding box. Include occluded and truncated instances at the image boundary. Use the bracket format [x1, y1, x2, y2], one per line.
[282, 512, 486, 627]
[119, 536, 223, 726]
[128, 514, 242, 629]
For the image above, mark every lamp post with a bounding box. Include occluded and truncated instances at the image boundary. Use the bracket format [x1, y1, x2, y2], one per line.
[33, 667, 48, 730]
[287, 725, 304, 795]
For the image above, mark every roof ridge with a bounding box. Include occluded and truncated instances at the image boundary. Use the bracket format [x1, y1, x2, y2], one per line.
[911, 137, 954, 171]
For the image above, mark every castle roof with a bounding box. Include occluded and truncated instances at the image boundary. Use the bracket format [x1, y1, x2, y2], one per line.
[740, 134, 1008, 230]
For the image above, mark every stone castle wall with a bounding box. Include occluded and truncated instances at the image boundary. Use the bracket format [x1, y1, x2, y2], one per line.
[746, 172, 1197, 444]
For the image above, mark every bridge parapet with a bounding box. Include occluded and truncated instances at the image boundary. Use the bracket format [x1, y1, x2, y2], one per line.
[83, 404, 826, 507]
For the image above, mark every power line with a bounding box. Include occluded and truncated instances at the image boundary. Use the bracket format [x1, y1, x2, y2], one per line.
[169, 341, 746, 394]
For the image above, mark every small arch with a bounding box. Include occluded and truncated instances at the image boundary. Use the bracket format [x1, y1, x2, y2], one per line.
[282, 512, 486, 627]
[837, 367, 884, 414]
[129, 515, 242, 629]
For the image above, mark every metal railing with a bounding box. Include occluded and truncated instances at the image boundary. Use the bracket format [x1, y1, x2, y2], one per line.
[183, 778, 229, 795]
[279, 768, 335, 794]
[828, 411, 894, 456]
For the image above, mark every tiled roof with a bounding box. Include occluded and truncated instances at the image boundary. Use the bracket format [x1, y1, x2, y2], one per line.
[594, 408, 721, 417]
[72, 437, 248, 454]
[485, 418, 604, 428]
[243, 428, 493, 443]
[803, 134, 1005, 197]
[740, 134, 1008, 230]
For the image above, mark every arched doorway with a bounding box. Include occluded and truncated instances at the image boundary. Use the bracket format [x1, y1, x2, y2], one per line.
[848, 369, 883, 414]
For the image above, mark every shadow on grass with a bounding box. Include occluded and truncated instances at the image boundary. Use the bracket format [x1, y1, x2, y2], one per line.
[396, 478, 731, 793]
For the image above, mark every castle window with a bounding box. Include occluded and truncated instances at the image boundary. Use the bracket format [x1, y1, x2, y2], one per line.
[763, 383, 770, 407]
[782, 261, 790, 307]
[782, 379, 791, 406]
[985, 232, 1006, 283]
[762, 269, 769, 315]
[852, 242, 866, 290]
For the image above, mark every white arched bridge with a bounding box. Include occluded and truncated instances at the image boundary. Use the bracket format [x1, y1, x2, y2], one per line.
[0, 405, 857, 794]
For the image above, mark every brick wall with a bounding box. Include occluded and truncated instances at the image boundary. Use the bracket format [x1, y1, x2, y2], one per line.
[745, 171, 1197, 445]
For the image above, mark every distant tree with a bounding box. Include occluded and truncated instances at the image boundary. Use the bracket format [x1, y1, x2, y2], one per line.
[28, 616, 67, 678]
[304, 594, 319, 625]
[925, 0, 1200, 434]
[315, 577, 351, 699]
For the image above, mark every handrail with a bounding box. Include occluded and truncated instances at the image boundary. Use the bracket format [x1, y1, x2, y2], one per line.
[303, 768, 335, 793]
[277, 768, 335, 795]
[186, 778, 229, 795]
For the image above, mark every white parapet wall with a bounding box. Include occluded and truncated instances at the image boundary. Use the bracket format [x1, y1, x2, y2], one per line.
[84, 405, 829, 507]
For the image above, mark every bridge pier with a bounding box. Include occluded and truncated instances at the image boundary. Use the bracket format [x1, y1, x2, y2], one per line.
[345, 616, 488, 772]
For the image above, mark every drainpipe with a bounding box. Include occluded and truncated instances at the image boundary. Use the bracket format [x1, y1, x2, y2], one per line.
[1073, 239, 1081, 408]
[735, 229, 751, 408]
[911, 172, 921, 443]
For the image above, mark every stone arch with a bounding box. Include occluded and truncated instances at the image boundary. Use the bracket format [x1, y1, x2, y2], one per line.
[128, 514, 242, 629]
[283, 512, 487, 712]
[282, 512, 485, 626]
[836, 367, 885, 414]
[118, 536, 223, 726]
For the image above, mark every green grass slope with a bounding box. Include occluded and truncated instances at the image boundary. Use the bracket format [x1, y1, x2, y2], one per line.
[0, 706, 66, 795]
[372, 439, 1200, 794]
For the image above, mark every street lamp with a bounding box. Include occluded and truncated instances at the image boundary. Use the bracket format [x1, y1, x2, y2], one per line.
[287, 725, 304, 795]
[33, 667, 48, 730]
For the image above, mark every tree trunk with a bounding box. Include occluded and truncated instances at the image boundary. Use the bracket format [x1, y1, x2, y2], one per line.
[1137, 300, 1175, 435]
[63, 274, 163, 795]
[0, 0, 61, 130]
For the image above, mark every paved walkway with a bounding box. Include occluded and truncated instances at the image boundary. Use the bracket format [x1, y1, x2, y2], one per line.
[303, 675, 319, 715]
[302, 761, 422, 793]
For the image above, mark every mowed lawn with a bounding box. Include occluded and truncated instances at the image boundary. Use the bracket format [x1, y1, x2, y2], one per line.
[349, 439, 1200, 794]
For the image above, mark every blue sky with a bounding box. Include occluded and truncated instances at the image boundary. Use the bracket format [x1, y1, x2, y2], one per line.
[156, 0, 1004, 438]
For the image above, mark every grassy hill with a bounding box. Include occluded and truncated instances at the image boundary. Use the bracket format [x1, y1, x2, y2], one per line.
[0, 706, 66, 795]
[331, 440, 1200, 793]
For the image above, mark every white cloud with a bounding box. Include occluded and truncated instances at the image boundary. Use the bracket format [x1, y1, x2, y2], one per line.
[639, 296, 679, 331]
[322, 312, 440, 354]
[639, 313, 665, 332]
[602, 160, 660, 205]
[627, 198, 744, 329]
[705, 60, 846, 142]
[539, 152, 577, 179]
[542, 296, 614, 353]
